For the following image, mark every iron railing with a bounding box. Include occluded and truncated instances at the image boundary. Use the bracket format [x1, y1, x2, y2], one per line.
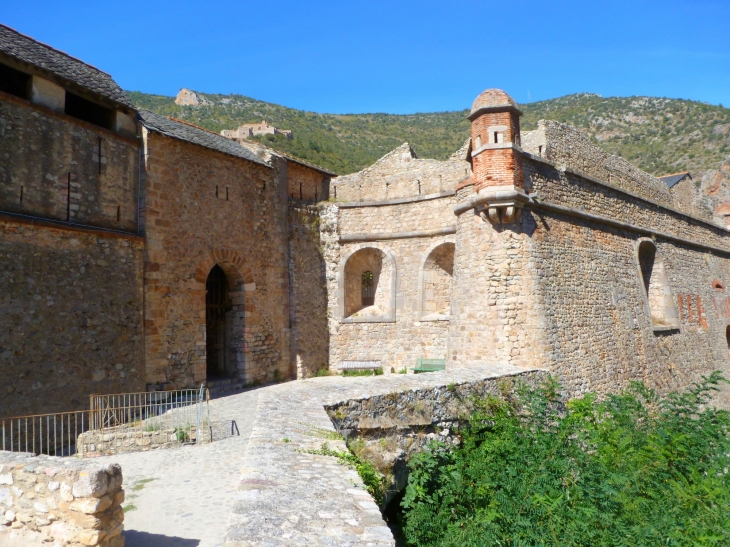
[1, 386, 210, 457]
[1, 410, 90, 456]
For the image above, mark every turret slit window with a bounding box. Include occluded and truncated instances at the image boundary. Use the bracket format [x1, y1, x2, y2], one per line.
[362, 271, 374, 306]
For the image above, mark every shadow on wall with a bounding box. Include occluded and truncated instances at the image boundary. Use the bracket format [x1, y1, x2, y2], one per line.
[124, 530, 200, 546]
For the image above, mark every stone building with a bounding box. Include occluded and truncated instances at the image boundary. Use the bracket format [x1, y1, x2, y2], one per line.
[2, 22, 729, 418]
[0, 25, 331, 416]
[325, 89, 730, 400]
[221, 120, 293, 140]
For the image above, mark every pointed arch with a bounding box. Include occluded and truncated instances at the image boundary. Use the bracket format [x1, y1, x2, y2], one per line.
[193, 249, 257, 382]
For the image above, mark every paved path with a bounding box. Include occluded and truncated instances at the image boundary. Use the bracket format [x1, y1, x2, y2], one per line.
[94, 387, 259, 547]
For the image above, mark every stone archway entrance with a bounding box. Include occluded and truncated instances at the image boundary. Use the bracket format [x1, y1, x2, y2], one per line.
[206, 264, 232, 377]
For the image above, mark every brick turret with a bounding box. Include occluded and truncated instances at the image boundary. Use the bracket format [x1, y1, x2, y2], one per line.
[468, 89, 523, 192]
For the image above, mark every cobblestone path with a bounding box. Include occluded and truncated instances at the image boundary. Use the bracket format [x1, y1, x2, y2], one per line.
[94, 387, 259, 547]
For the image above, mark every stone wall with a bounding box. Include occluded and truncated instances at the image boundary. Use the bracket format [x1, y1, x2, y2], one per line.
[333, 143, 470, 202]
[286, 162, 329, 202]
[324, 369, 548, 506]
[0, 451, 124, 547]
[522, 120, 676, 210]
[324, 201, 456, 372]
[0, 92, 139, 232]
[447, 184, 545, 370]
[288, 204, 329, 378]
[0, 218, 145, 417]
[338, 193, 456, 234]
[141, 130, 291, 388]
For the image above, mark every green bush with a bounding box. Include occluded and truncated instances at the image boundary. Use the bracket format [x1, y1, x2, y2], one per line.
[402, 372, 730, 547]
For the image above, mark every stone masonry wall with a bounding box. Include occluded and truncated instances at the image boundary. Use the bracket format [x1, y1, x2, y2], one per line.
[288, 204, 329, 378]
[286, 162, 328, 202]
[0, 451, 124, 547]
[338, 194, 456, 234]
[447, 185, 545, 370]
[522, 120, 676, 210]
[0, 93, 139, 232]
[142, 130, 290, 388]
[0, 219, 145, 417]
[522, 157, 730, 399]
[333, 143, 470, 202]
[323, 200, 456, 372]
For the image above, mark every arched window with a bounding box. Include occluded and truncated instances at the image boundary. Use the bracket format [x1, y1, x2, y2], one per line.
[341, 247, 396, 322]
[637, 240, 679, 329]
[362, 271, 374, 306]
[420, 242, 455, 320]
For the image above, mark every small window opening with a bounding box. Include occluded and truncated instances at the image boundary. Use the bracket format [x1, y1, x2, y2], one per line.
[98, 137, 103, 175]
[362, 270, 374, 306]
[226, 187, 229, 201]
[216, 185, 219, 198]
[66, 172, 71, 221]
[638, 240, 679, 329]
[64, 91, 114, 129]
[299, 181, 303, 200]
[538, 145, 543, 156]
[726, 326, 730, 360]
[713, 280, 724, 290]
[0, 63, 31, 99]
[315, 188, 318, 201]
[19, 186, 23, 203]
[493, 131, 499, 144]
[116, 206, 121, 222]
[334, 186, 337, 199]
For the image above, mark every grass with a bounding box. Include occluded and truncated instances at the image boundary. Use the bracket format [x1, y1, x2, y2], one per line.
[123, 504, 137, 512]
[132, 478, 156, 492]
[342, 368, 384, 377]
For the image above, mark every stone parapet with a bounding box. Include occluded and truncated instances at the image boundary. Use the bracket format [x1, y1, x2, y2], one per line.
[224, 364, 545, 546]
[0, 451, 124, 546]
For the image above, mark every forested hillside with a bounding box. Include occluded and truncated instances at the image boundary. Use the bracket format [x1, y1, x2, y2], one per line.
[127, 90, 730, 177]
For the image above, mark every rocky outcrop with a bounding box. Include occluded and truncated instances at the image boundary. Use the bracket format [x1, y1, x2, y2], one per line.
[174, 88, 209, 107]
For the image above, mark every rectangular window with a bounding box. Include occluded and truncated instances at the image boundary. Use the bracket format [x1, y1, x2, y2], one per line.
[65, 91, 114, 129]
[0, 63, 31, 99]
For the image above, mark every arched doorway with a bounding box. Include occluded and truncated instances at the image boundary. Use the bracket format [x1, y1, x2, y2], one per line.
[206, 265, 231, 377]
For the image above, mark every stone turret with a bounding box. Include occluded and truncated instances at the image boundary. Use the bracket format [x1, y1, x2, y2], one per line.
[467, 89, 527, 224]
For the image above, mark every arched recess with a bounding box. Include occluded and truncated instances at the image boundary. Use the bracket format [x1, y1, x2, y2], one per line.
[636, 239, 679, 330]
[338, 245, 397, 323]
[194, 249, 256, 381]
[418, 240, 455, 321]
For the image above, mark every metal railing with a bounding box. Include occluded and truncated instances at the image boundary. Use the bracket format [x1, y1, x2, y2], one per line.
[1, 410, 90, 456]
[1, 386, 211, 457]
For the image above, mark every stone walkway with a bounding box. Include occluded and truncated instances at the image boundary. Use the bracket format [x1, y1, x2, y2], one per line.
[226, 364, 543, 546]
[94, 387, 259, 547]
[89, 364, 542, 547]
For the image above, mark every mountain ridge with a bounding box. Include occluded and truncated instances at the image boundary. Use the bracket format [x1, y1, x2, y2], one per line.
[127, 89, 730, 180]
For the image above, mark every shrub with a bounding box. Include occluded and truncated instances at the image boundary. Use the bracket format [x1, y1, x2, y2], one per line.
[402, 372, 730, 547]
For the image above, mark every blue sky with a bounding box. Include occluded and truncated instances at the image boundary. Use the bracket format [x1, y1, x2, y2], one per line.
[2, 1, 729, 114]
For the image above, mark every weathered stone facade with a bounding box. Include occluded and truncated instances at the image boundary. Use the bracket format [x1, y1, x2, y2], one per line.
[325, 89, 730, 403]
[4, 19, 730, 423]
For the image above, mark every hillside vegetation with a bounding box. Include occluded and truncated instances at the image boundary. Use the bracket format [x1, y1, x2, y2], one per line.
[127, 90, 730, 176]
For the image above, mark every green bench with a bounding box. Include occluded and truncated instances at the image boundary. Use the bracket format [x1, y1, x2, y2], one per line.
[414, 358, 446, 374]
